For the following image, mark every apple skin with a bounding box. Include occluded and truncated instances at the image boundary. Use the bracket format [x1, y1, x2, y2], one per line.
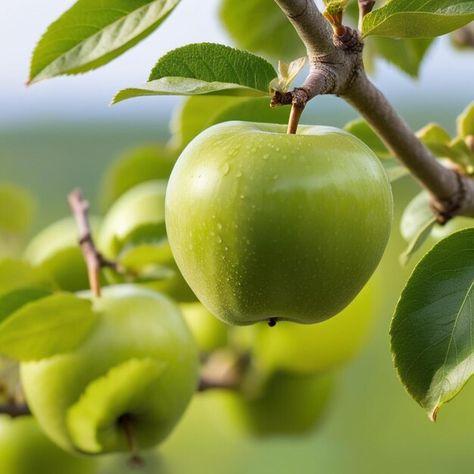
[0, 416, 96, 474]
[180, 303, 228, 353]
[20, 285, 199, 455]
[24, 217, 101, 292]
[246, 279, 375, 373]
[203, 371, 334, 437]
[166, 121, 393, 325]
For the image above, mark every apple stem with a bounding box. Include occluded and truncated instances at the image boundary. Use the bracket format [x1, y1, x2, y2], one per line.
[68, 189, 125, 298]
[118, 414, 144, 468]
[287, 103, 305, 135]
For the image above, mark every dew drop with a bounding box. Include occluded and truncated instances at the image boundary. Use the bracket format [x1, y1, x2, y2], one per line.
[223, 163, 230, 175]
[263, 154, 269, 160]
[217, 222, 223, 230]
[236, 170, 242, 178]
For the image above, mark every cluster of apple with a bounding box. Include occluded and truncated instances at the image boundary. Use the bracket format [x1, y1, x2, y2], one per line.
[0, 120, 393, 469]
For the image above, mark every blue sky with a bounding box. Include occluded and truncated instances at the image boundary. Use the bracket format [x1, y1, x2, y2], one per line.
[1, 1, 473, 125]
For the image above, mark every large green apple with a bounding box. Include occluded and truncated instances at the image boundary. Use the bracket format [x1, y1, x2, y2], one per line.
[0, 416, 96, 474]
[24, 216, 101, 292]
[246, 279, 376, 373]
[202, 370, 334, 437]
[20, 285, 199, 455]
[166, 121, 393, 325]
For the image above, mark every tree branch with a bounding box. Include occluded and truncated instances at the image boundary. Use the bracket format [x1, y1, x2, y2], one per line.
[358, 1, 375, 30]
[273, 0, 474, 221]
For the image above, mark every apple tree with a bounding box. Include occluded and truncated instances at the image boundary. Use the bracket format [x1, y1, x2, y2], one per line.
[1, 0, 474, 470]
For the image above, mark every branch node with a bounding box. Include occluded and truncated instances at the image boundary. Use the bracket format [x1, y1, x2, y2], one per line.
[333, 27, 364, 53]
[429, 172, 467, 224]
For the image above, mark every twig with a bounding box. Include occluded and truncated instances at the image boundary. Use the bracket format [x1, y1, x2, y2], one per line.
[272, 0, 474, 221]
[358, 0, 375, 30]
[68, 190, 103, 297]
[0, 403, 30, 418]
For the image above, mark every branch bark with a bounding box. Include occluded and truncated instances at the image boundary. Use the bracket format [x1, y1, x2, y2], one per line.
[273, 0, 474, 221]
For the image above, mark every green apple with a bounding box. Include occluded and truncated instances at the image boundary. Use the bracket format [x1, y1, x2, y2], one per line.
[166, 121, 393, 325]
[203, 370, 334, 437]
[20, 285, 199, 455]
[100, 144, 176, 211]
[0, 416, 96, 474]
[247, 279, 376, 373]
[24, 216, 101, 292]
[180, 302, 228, 353]
[98, 181, 196, 302]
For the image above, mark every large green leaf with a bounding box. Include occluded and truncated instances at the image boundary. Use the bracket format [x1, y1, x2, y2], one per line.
[0, 288, 52, 325]
[219, 0, 305, 60]
[113, 43, 277, 104]
[373, 37, 434, 77]
[363, 1, 474, 38]
[391, 229, 474, 420]
[29, 0, 180, 83]
[0, 293, 97, 361]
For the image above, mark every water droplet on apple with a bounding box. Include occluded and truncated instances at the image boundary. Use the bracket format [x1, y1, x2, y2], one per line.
[217, 222, 223, 230]
[223, 163, 230, 175]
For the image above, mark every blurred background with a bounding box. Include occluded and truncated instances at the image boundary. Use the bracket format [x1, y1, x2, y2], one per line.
[1, 1, 474, 473]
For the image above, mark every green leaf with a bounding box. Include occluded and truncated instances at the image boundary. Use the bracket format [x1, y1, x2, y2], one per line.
[344, 119, 391, 159]
[149, 43, 277, 91]
[219, 0, 305, 61]
[0, 293, 97, 361]
[373, 37, 434, 77]
[67, 358, 165, 453]
[417, 123, 456, 158]
[100, 145, 177, 210]
[0, 288, 52, 325]
[363, 1, 474, 38]
[400, 191, 435, 242]
[391, 229, 474, 420]
[400, 217, 437, 266]
[112, 78, 270, 104]
[114, 43, 277, 104]
[29, 0, 180, 84]
[0, 259, 54, 296]
[0, 184, 35, 235]
[457, 102, 474, 137]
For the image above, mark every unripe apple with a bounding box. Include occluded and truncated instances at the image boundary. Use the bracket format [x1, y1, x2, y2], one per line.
[166, 122, 393, 325]
[0, 416, 96, 474]
[180, 303, 228, 353]
[247, 279, 375, 373]
[98, 181, 196, 302]
[203, 371, 334, 437]
[24, 217, 101, 292]
[20, 285, 199, 455]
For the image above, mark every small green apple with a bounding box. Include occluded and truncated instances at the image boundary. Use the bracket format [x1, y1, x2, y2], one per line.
[180, 302, 228, 353]
[247, 280, 375, 373]
[24, 217, 101, 292]
[20, 285, 199, 455]
[0, 416, 96, 474]
[166, 121, 393, 325]
[98, 181, 196, 302]
[203, 370, 334, 437]
[100, 144, 176, 211]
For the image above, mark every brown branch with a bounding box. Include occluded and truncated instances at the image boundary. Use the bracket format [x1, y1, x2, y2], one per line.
[0, 403, 30, 418]
[68, 190, 103, 297]
[273, 0, 474, 221]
